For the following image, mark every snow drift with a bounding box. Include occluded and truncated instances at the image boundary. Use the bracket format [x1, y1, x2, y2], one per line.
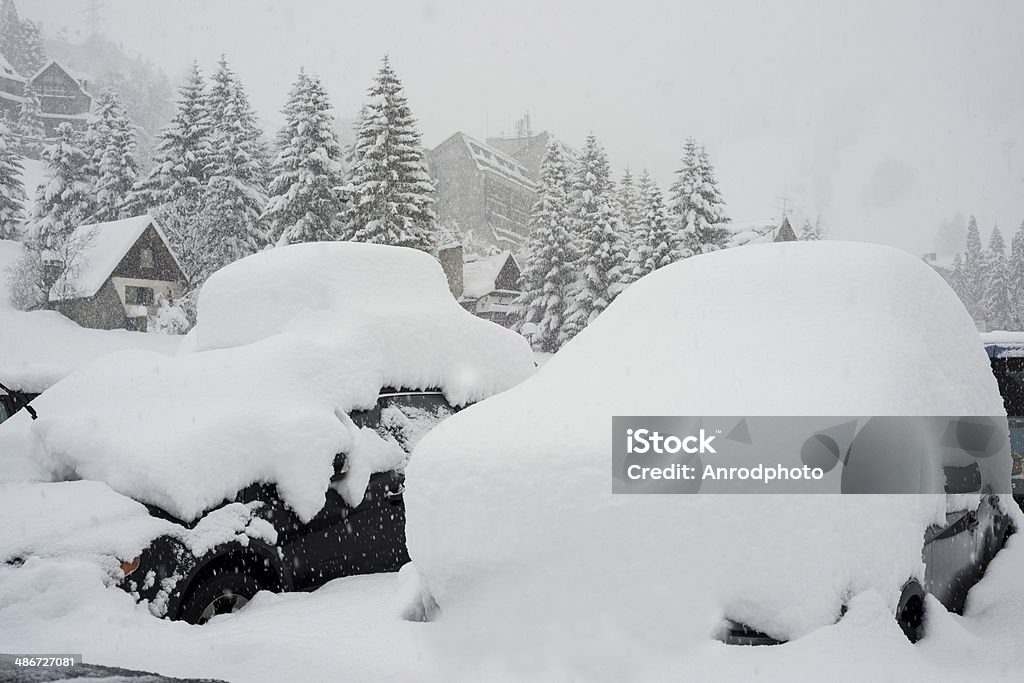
[0, 242, 534, 522]
[404, 241, 1011, 657]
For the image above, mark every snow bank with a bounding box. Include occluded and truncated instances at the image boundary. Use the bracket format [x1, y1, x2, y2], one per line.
[0, 481, 176, 567]
[405, 241, 1009, 654]
[0, 242, 533, 522]
[0, 239, 181, 393]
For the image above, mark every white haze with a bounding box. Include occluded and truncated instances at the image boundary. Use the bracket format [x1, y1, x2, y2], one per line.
[22, 0, 1024, 255]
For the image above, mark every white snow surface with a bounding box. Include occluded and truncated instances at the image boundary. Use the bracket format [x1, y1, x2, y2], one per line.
[0, 242, 534, 523]
[0, 239, 181, 394]
[405, 241, 1010, 652]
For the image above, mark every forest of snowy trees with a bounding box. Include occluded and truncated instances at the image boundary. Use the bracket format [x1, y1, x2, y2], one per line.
[943, 216, 1024, 331]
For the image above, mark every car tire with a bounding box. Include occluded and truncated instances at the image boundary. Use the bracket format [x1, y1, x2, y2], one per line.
[177, 567, 262, 625]
[896, 580, 926, 643]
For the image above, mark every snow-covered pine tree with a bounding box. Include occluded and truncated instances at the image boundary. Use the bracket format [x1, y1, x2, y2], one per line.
[0, 0, 46, 79]
[617, 167, 641, 235]
[1010, 222, 1024, 328]
[31, 123, 95, 249]
[630, 181, 676, 282]
[668, 138, 729, 254]
[0, 121, 26, 239]
[16, 82, 44, 153]
[513, 140, 574, 351]
[202, 55, 269, 267]
[263, 70, 346, 245]
[128, 61, 212, 211]
[948, 253, 969, 309]
[85, 90, 139, 222]
[800, 218, 824, 240]
[561, 134, 628, 342]
[984, 226, 1013, 331]
[344, 56, 436, 251]
[963, 215, 984, 318]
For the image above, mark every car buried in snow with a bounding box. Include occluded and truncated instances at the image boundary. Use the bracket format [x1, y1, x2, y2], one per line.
[403, 241, 1022, 650]
[0, 242, 536, 625]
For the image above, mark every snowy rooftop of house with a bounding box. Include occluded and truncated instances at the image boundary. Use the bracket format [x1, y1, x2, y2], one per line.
[49, 215, 182, 302]
[0, 239, 180, 393]
[0, 51, 25, 82]
[462, 251, 518, 300]
[446, 132, 537, 191]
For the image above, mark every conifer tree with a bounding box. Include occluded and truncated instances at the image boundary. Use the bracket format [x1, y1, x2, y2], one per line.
[344, 56, 436, 251]
[630, 182, 676, 282]
[16, 82, 44, 152]
[202, 55, 269, 266]
[616, 167, 641, 235]
[0, 1, 47, 78]
[1010, 222, 1024, 328]
[948, 253, 969, 309]
[31, 123, 95, 248]
[0, 121, 25, 239]
[562, 134, 628, 342]
[800, 218, 824, 240]
[984, 226, 1013, 330]
[963, 215, 984, 318]
[85, 90, 139, 222]
[513, 141, 574, 351]
[129, 62, 212, 211]
[264, 70, 346, 245]
[668, 138, 729, 254]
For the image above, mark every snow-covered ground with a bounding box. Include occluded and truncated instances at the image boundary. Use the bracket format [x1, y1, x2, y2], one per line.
[0, 534, 1022, 682]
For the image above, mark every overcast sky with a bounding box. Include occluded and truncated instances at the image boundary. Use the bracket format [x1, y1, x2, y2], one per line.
[22, 0, 1024, 255]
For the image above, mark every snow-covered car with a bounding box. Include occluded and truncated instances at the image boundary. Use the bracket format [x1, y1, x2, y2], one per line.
[404, 242, 1021, 658]
[0, 243, 535, 625]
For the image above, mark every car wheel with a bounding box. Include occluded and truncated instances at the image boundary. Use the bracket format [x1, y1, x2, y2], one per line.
[896, 580, 926, 643]
[177, 568, 262, 625]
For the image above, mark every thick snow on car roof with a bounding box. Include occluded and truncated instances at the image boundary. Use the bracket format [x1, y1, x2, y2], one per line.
[404, 241, 1009, 652]
[0, 242, 534, 522]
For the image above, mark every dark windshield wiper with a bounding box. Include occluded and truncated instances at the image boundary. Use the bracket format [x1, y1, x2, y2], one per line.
[0, 381, 38, 420]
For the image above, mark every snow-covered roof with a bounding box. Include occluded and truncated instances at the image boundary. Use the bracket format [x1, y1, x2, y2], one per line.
[443, 132, 537, 191]
[49, 215, 183, 302]
[0, 239, 181, 393]
[0, 51, 25, 82]
[462, 251, 519, 300]
[1, 242, 535, 523]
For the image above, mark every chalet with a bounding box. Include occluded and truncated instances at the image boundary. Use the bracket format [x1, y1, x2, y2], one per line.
[49, 215, 187, 332]
[426, 132, 537, 250]
[437, 244, 522, 328]
[0, 56, 92, 137]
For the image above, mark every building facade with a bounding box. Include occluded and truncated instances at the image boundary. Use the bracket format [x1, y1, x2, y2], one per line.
[50, 215, 186, 332]
[426, 132, 537, 251]
[0, 57, 92, 137]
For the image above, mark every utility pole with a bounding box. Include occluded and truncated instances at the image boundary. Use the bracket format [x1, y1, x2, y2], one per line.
[774, 196, 792, 218]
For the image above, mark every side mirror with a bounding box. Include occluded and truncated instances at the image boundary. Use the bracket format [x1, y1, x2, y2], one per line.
[331, 453, 349, 482]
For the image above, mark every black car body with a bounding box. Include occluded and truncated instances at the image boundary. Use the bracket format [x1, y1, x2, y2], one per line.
[0, 388, 38, 425]
[121, 389, 454, 624]
[985, 340, 1024, 511]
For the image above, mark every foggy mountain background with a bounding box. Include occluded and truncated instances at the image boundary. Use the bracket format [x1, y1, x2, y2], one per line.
[20, 0, 1024, 256]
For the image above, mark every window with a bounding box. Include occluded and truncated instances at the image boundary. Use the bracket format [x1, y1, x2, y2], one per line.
[350, 391, 456, 453]
[124, 285, 154, 306]
[140, 248, 155, 270]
